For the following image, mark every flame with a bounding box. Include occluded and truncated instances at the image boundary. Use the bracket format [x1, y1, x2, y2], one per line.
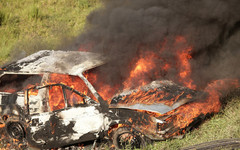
[47, 74, 96, 110]
[123, 51, 157, 89]
[175, 36, 196, 90]
[177, 47, 196, 90]
[86, 36, 197, 99]
[28, 88, 38, 96]
[48, 86, 65, 111]
[85, 72, 121, 100]
[0, 124, 5, 128]
[157, 79, 239, 137]
[74, 36, 239, 138]
[74, 36, 239, 137]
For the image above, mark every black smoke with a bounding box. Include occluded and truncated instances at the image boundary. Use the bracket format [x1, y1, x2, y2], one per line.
[2, 0, 235, 91]
[65, 0, 240, 90]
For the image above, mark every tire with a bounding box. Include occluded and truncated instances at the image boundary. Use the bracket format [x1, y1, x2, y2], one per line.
[112, 127, 146, 149]
[6, 122, 25, 141]
[1, 122, 26, 149]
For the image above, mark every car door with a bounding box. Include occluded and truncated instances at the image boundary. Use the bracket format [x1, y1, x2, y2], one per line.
[51, 87, 106, 145]
[25, 86, 55, 148]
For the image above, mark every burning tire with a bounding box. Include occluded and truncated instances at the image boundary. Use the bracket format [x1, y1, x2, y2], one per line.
[112, 127, 146, 149]
[6, 122, 25, 141]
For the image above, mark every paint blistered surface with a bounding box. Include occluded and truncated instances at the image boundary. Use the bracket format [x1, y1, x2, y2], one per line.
[58, 106, 108, 140]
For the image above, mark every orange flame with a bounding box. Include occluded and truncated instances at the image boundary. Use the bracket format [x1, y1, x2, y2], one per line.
[177, 47, 196, 90]
[158, 79, 239, 136]
[175, 36, 196, 90]
[123, 51, 157, 89]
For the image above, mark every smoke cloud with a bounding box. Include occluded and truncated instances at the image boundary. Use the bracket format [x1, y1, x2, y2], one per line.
[66, 0, 240, 89]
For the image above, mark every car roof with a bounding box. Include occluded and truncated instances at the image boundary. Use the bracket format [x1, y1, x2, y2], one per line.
[1, 50, 107, 76]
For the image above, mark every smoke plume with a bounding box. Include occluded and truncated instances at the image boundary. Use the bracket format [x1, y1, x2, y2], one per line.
[66, 0, 240, 89]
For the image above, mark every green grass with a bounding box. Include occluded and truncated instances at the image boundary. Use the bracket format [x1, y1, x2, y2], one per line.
[146, 96, 240, 150]
[0, 0, 100, 65]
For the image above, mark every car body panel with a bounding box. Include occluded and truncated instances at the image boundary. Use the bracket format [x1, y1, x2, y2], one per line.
[26, 105, 111, 148]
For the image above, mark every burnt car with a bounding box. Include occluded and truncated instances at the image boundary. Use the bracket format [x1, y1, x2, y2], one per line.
[0, 50, 194, 149]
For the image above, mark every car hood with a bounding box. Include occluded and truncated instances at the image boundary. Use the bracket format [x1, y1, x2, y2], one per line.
[110, 98, 190, 114]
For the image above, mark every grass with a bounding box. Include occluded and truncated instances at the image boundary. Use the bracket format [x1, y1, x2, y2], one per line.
[0, 0, 100, 65]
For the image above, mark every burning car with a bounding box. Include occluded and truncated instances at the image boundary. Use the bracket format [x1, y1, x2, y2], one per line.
[0, 50, 234, 149]
[0, 80, 191, 149]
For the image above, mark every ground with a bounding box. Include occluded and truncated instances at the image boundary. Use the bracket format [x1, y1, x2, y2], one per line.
[0, 0, 239, 149]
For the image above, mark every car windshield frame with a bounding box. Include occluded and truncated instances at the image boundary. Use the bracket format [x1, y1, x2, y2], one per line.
[26, 83, 93, 115]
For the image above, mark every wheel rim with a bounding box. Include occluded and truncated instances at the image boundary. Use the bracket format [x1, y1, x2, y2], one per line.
[117, 132, 141, 149]
[7, 122, 24, 140]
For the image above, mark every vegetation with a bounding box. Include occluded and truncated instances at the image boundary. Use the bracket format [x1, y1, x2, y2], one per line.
[0, 0, 239, 149]
[0, 0, 100, 65]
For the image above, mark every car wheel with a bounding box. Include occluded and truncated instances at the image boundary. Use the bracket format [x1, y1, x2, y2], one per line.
[112, 127, 145, 149]
[6, 122, 25, 141]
